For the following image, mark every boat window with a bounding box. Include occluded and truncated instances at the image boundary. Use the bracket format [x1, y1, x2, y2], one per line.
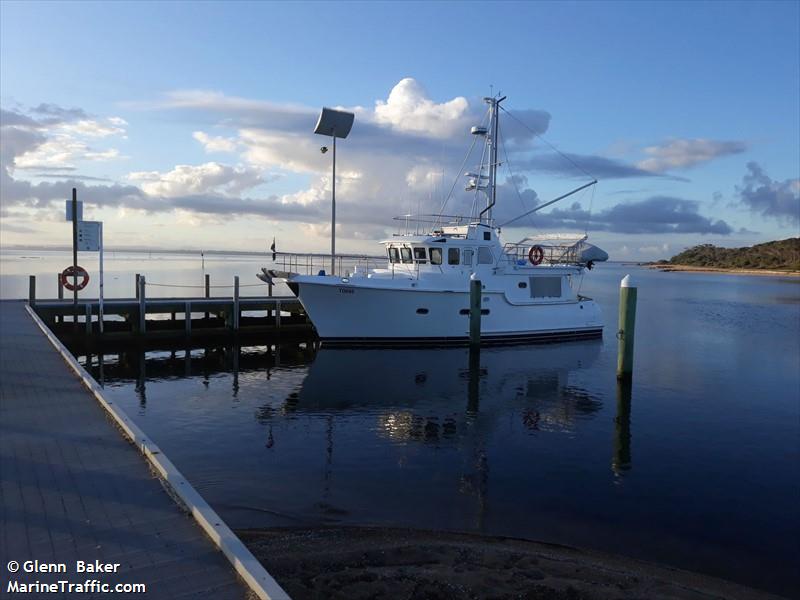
[429, 247, 443, 265]
[463, 249, 474, 266]
[483, 231, 491, 240]
[448, 248, 459, 265]
[388, 247, 400, 263]
[518, 281, 527, 288]
[530, 276, 562, 298]
[401, 247, 413, 264]
[478, 247, 494, 264]
[416, 308, 429, 315]
[413, 247, 427, 264]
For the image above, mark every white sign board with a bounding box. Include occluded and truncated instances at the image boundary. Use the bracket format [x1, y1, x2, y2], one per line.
[65, 200, 84, 222]
[78, 221, 101, 251]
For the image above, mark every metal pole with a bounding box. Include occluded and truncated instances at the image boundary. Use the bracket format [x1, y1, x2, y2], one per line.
[616, 274, 638, 380]
[331, 134, 336, 276]
[469, 278, 482, 348]
[135, 273, 140, 299]
[72, 188, 78, 328]
[98, 222, 104, 334]
[28, 275, 35, 306]
[57, 274, 63, 300]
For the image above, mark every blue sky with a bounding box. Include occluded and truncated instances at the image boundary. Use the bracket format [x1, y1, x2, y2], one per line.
[1, 0, 798, 259]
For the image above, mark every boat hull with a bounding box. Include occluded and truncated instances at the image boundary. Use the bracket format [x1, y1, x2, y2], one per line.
[292, 278, 603, 346]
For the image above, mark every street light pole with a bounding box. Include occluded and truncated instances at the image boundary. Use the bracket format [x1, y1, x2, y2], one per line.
[314, 107, 354, 278]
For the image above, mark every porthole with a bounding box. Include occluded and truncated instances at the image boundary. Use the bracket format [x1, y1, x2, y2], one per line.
[416, 308, 429, 315]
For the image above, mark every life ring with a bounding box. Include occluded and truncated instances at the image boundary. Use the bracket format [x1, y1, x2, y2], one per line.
[60, 265, 90, 291]
[528, 245, 544, 266]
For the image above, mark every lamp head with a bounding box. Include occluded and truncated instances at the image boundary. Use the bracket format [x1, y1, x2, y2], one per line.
[320, 146, 328, 154]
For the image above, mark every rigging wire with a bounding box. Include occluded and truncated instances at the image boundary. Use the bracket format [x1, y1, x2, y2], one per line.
[436, 110, 489, 224]
[500, 106, 596, 182]
[499, 122, 541, 236]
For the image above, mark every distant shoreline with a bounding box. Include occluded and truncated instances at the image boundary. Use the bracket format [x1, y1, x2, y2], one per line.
[648, 264, 800, 277]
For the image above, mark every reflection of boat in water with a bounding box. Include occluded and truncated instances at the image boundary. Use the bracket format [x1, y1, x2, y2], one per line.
[279, 341, 603, 436]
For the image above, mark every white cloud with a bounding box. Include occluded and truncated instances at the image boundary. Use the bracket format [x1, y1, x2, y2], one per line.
[637, 138, 747, 172]
[374, 78, 470, 138]
[127, 162, 265, 197]
[60, 118, 127, 138]
[193, 131, 238, 153]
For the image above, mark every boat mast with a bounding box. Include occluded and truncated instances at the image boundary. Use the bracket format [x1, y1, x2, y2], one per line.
[481, 95, 505, 223]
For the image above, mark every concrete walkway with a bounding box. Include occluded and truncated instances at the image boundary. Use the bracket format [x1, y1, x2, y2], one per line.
[0, 300, 248, 598]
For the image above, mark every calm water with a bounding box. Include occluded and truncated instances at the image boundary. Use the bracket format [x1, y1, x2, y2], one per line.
[4, 251, 798, 595]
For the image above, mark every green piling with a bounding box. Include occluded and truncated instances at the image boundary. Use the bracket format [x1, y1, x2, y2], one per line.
[616, 274, 637, 380]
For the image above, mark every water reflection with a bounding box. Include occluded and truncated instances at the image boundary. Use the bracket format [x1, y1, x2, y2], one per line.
[282, 342, 604, 435]
[612, 380, 633, 476]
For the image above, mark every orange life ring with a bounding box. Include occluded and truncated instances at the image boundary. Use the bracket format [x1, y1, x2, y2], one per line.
[528, 245, 544, 266]
[60, 265, 90, 291]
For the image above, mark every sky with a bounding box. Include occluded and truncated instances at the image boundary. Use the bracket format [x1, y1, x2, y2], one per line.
[1, 0, 798, 260]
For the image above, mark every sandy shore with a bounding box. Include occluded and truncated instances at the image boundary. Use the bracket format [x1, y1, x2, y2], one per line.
[239, 527, 787, 600]
[647, 264, 800, 277]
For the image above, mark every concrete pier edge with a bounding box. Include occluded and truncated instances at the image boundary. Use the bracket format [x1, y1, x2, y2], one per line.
[24, 304, 291, 600]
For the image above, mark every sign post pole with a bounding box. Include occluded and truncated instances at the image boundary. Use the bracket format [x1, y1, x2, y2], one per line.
[71, 188, 78, 329]
[99, 222, 104, 334]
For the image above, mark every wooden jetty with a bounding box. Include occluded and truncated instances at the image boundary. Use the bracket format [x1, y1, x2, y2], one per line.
[27, 274, 316, 348]
[0, 300, 289, 599]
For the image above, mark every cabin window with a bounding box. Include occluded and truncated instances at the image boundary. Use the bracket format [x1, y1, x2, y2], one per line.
[388, 247, 399, 263]
[429, 247, 443, 265]
[530, 276, 562, 298]
[448, 248, 460, 265]
[463, 249, 474, 266]
[401, 247, 413, 264]
[478, 247, 494, 265]
[483, 231, 491, 240]
[416, 308, 429, 315]
[413, 247, 427, 264]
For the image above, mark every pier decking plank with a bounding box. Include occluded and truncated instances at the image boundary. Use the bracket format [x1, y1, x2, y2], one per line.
[0, 300, 249, 598]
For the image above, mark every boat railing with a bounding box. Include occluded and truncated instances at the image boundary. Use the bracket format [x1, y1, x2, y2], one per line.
[501, 242, 585, 266]
[391, 213, 495, 235]
[272, 252, 385, 276]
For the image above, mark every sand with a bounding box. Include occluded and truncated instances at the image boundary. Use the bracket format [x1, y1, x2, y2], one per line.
[239, 527, 787, 600]
[647, 264, 800, 277]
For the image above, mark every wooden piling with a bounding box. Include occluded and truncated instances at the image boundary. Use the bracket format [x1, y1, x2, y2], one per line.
[205, 274, 210, 319]
[616, 274, 637, 380]
[469, 278, 481, 348]
[275, 300, 282, 329]
[138, 275, 146, 334]
[233, 276, 240, 331]
[85, 303, 92, 334]
[135, 274, 141, 299]
[185, 301, 191, 336]
[28, 275, 36, 307]
[57, 273, 63, 322]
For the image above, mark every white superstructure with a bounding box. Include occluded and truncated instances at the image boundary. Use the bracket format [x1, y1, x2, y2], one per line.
[260, 95, 608, 345]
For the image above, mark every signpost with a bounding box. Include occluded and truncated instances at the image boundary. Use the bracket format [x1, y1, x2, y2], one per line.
[65, 190, 105, 333]
[79, 221, 104, 332]
[66, 190, 81, 328]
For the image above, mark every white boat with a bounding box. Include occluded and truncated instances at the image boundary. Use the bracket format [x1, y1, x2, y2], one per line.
[260, 96, 608, 345]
